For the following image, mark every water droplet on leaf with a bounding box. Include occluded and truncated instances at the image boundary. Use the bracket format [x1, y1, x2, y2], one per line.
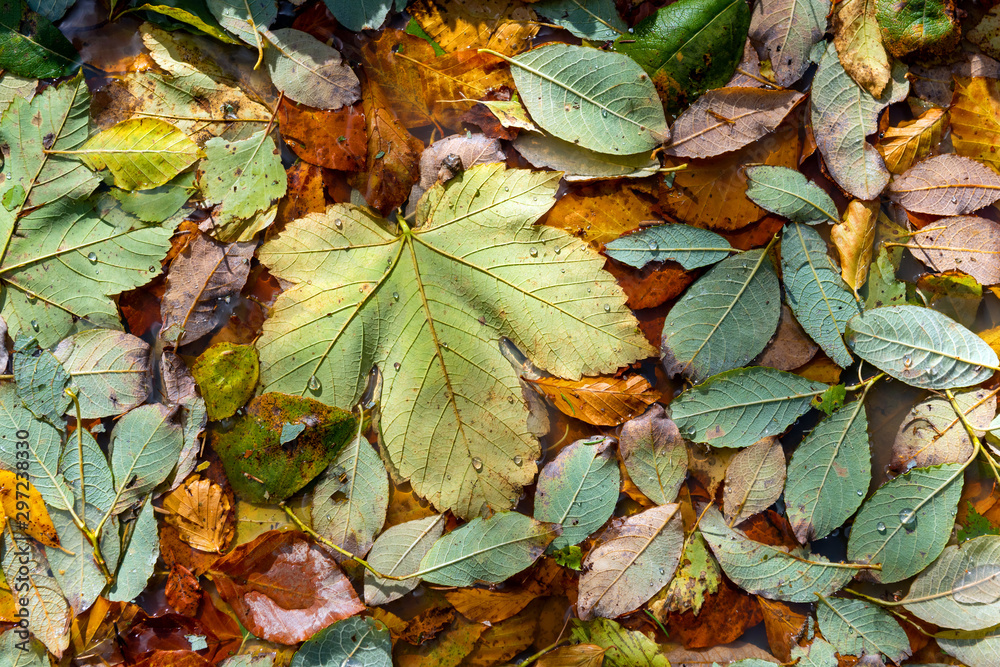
[472, 457, 483, 471]
[529, 247, 538, 257]
[604, 304, 611, 312]
[87, 252, 97, 262]
[308, 376, 321, 391]
[513, 455, 523, 466]
[30, 320, 38, 332]
[876, 522, 887, 534]
[900, 508, 917, 531]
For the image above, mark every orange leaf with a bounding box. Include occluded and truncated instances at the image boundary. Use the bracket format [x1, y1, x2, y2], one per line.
[757, 597, 809, 661]
[543, 180, 660, 249]
[408, 0, 538, 55]
[277, 98, 366, 171]
[877, 107, 948, 174]
[952, 77, 1000, 172]
[443, 588, 537, 624]
[277, 161, 327, 227]
[527, 374, 660, 427]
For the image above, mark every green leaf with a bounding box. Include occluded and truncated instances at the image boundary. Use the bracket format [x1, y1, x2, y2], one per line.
[845, 305, 998, 389]
[512, 130, 659, 181]
[66, 118, 201, 191]
[569, 618, 669, 667]
[191, 343, 259, 421]
[26, 0, 73, 22]
[791, 638, 839, 667]
[660, 250, 780, 382]
[785, 399, 870, 543]
[320, 0, 391, 32]
[876, 0, 959, 57]
[723, 437, 786, 525]
[817, 597, 911, 663]
[903, 535, 1000, 630]
[132, 2, 240, 44]
[205, 0, 274, 46]
[504, 43, 669, 155]
[110, 171, 194, 223]
[660, 532, 720, 615]
[534, 436, 619, 551]
[107, 499, 158, 602]
[810, 41, 908, 199]
[604, 223, 734, 270]
[552, 544, 583, 570]
[960, 503, 1000, 543]
[846, 463, 964, 583]
[0, 1, 78, 78]
[939, 629, 1000, 667]
[418, 511, 559, 586]
[700, 506, 857, 602]
[781, 223, 861, 367]
[197, 130, 287, 240]
[619, 404, 687, 505]
[533, 0, 626, 41]
[612, 0, 751, 113]
[108, 404, 183, 513]
[364, 515, 445, 605]
[310, 428, 389, 559]
[0, 628, 47, 667]
[750, 0, 831, 87]
[52, 329, 151, 418]
[671, 366, 827, 448]
[291, 616, 392, 667]
[13, 336, 70, 424]
[263, 28, 360, 111]
[745, 166, 839, 224]
[578, 503, 683, 620]
[256, 164, 653, 517]
[863, 246, 906, 310]
[0, 383, 72, 510]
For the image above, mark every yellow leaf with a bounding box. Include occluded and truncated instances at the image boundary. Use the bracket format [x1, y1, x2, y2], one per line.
[527, 374, 660, 427]
[0, 470, 60, 548]
[162, 476, 233, 553]
[831, 199, 877, 294]
[877, 107, 948, 174]
[952, 77, 1000, 172]
[408, 0, 538, 56]
[832, 0, 891, 96]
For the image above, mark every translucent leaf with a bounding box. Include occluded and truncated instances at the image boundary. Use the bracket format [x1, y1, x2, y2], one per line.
[604, 223, 734, 270]
[661, 250, 781, 382]
[878, 107, 949, 174]
[526, 374, 657, 427]
[205, 0, 275, 46]
[845, 305, 998, 389]
[846, 463, 964, 583]
[535, 436, 619, 551]
[108, 404, 183, 513]
[533, 0, 626, 41]
[263, 28, 360, 111]
[700, 507, 856, 602]
[891, 388, 994, 471]
[66, 118, 202, 191]
[781, 223, 861, 367]
[749, 0, 830, 87]
[671, 366, 827, 448]
[291, 616, 392, 667]
[889, 155, 1000, 215]
[505, 43, 669, 155]
[723, 437, 786, 525]
[320, 0, 391, 31]
[53, 329, 150, 418]
[577, 504, 683, 620]
[513, 130, 659, 181]
[619, 404, 687, 505]
[107, 499, 158, 602]
[906, 215, 1000, 286]
[785, 399, 870, 542]
[364, 515, 445, 605]
[903, 535, 1000, 630]
[744, 165, 839, 224]
[418, 512, 559, 586]
[817, 597, 911, 663]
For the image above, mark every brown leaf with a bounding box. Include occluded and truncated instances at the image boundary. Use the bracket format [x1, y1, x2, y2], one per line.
[543, 180, 659, 249]
[831, 199, 877, 294]
[70, 598, 145, 666]
[753, 304, 819, 371]
[408, 0, 538, 55]
[399, 605, 458, 645]
[658, 122, 801, 231]
[686, 445, 738, 497]
[906, 215, 1000, 285]
[619, 403, 688, 506]
[396, 618, 486, 667]
[349, 79, 424, 215]
[757, 597, 809, 661]
[277, 161, 328, 229]
[723, 437, 786, 526]
[660, 576, 764, 648]
[536, 644, 607, 667]
[210, 530, 364, 644]
[277, 98, 367, 171]
[132, 650, 213, 667]
[951, 77, 1000, 172]
[414, 133, 505, 195]
[527, 374, 660, 427]
[165, 564, 201, 616]
[460, 601, 540, 666]
[606, 258, 696, 311]
[160, 233, 255, 346]
[832, 0, 890, 97]
[443, 588, 537, 624]
[162, 476, 234, 554]
[877, 107, 948, 174]
[120, 275, 165, 338]
[888, 154, 1000, 215]
[665, 88, 803, 158]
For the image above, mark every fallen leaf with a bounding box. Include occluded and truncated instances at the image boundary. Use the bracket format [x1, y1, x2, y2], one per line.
[652, 531, 721, 616]
[276, 160, 327, 227]
[888, 155, 1000, 215]
[408, 0, 538, 55]
[409, 133, 504, 206]
[443, 588, 537, 624]
[832, 0, 890, 96]
[877, 107, 948, 174]
[210, 530, 364, 644]
[949, 77, 1000, 172]
[660, 575, 764, 649]
[0, 470, 59, 547]
[527, 374, 659, 427]
[891, 389, 995, 472]
[757, 597, 809, 661]
[753, 304, 820, 372]
[162, 476, 234, 554]
[164, 564, 201, 616]
[277, 98, 367, 171]
[263, 28, 360, 110]
[461, 601, 539, 666]
[536, 644, 606, 667]
[723, 437, 786, 526]
[749, 0, 830, 87]
[906, 216, 1000, 285]
[831, 199, 877, 294]
[543, 180, 660, 249]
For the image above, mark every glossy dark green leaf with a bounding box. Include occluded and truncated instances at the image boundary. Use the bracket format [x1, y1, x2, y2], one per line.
[0, 1, 78, 78]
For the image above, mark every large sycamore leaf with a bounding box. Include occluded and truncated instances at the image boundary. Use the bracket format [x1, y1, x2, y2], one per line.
[846, 463, 963, 583]
[749, 0, 830, 87]
[906, 216, 1000, 286]
[257, 164, 653, 517]
[785, 399, 870, 543]
[845, 305, 998, 389]
[577, 504, 683, 620]
[660, 250, 780, 382]
[671, 366, 827, 448]
[700, 506, 857, 602]
[903, 535, 1000, 630]
[811, 42, 908, 200]
[817, 597, 911, 663]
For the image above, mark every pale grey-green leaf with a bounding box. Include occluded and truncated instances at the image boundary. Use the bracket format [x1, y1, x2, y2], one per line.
[785, 399, 870, 543]
[534, 436, 619, 551]
[845, 306, 998, 389]
[364, 515, 444, 606]
[604, 224, 734, 270]
[750, 0, 831, 87]
[903, 535, 1000, 630]
[533, 0, 626, 41]
[745, 166, 838, 224]
[817, 597, 911, 663]
[2, 538, 70, 657]
[45, 507, 119, 615]
[320, 0, 391, 31]
[661, 250, 781, 382]
[263, 28, 360, 110]
[107, 499, 158, 602]
[206, 0, 275, 46]
[791, 638, 838, 667]
[108, 403, 183, 513]
[671, 366, 827, 448]
[27, 0, 75, 21]
[13, 340, 70, 424]
[846, 463, 964, 583]
[53, 329, 150, 418]
[0, 383, 72, 510]
[508, 44, 669, 155]
[939, 630, 1000, 667]
[619, 404, 687, 505]
[723, 437, 786, 525]
[291, 616, 392, 667]
[513, 130, 659, 181]
[0, 628, 48, 667]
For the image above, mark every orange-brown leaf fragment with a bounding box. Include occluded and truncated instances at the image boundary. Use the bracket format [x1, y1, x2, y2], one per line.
[542, 181, 659, 249]
[877, 107, 948, 173]
[165, 564, 201, 616]
[277, 98, 367, 171]
[757, 597, 809, 662]
[443, 588, 537, 624]
[162, 476, 234, 554]
[527, 374, 659, 427]
[831, 199, 877, 294]
[277, 161, 328, 228]
[536, 644, 607, 667]
[210, 530, 363, 644]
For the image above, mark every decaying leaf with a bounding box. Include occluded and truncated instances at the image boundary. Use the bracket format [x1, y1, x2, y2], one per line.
[262, 28, 360, 110]
[527, 374, 659, 427]
[891, 389, 996, 472]
[888, 155, 1000, 216]
[832, 0, 891, 97]
[877, 107, 948, 174]
[619, 404, 688, 506]
[831, 199, 877, 294]
[750, 0, 830, 87]
[162, 476, 234, 553]
[408, 0, 538, 55]
[951, 77, 1000, 172]
[906, 216, 1000, 286]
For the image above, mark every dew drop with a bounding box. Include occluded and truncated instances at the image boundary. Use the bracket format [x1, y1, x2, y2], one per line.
[30, 320, 38, 332]
[658, 568, 665, 575]
[504, 186, 510, 192]
[392, 291, 399, 301]
[900, 508, 918, 531]
[224, 295, 231, 304]
[601, 109, 609, 118]
[308, 375, 321, 391]
[529, 247, 538, 257]
[472, 457, 483, 472]
[441, 342, 449, 349]
[876, 521, 887, 534]
[334, 219, 343, 229]
[393, 362, 400, 370]
[604, 304, 611, 312]
[554, 247, 561, 254]
[856, 489, 864, 496]
[149, 265, 157, 272]
[903, 355, 912, 369]
[513, 455, 523, 466]
[648, 241, 659, 251]
[87, 252, 97, 262]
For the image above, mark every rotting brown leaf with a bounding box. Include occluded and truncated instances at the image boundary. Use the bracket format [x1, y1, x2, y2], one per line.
[906, 215, 1000, 285]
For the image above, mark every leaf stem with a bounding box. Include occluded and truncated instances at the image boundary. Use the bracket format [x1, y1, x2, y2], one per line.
[947, 389, 1000, 486]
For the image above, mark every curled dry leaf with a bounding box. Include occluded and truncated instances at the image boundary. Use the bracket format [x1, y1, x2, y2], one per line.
[891, 389, 996, 472]
[877, 107, 948, 174]
[665, 88, 803, 159]
[907, 216, 1000, 286]
[210, 530, 364, 644]
[162, 476, 234, 554]
[526, 374, 659, 427]
[831, 199, 877, 294]
[888, 155, 1000, 216]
